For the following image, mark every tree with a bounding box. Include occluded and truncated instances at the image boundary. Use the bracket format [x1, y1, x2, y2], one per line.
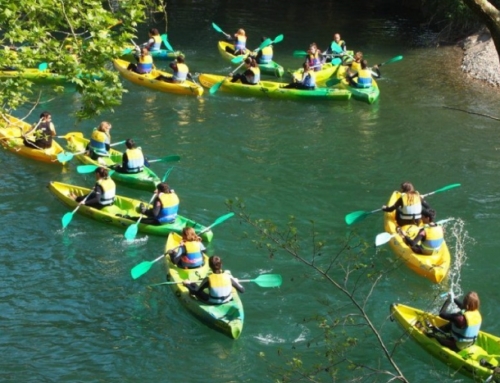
[226, 197, 410, 383]
[462, 0, 500, 61]
[0, 0, 165, 119]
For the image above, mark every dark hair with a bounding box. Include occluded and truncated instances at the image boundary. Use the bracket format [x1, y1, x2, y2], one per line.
[422, 209, 436, 222]
[157, 182, 171, 193]
[400, 182, 415, 193]
[125, 138, 136, 149]
[361, 59, 368, 69]
[463, 291, 480, 311]
[176, 55, 185, 63]
[149, 28, 159, 36]
[95, 167, 109, 178]
[40, 111, 51, 119]
[209, 255, 222, 272]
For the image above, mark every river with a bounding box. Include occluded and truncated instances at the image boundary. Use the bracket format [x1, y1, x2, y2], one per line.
[1, 0, 500, 382]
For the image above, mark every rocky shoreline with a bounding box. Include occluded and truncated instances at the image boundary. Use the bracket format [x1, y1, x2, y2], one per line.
[461, 29, 500, 86]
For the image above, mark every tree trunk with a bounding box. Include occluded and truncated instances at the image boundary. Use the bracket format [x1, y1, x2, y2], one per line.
[463, 0, 500, 62]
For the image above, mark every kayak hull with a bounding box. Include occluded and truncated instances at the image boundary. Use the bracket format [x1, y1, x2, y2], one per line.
[0, 114, 66, 165]
[64, 133, 160, 192]
[113, 59, 203, 96]
[383, 191, 451, 283]
[199, 73, 351, 101]
[390, 303, 500, 382]
[164, 233, 244, 339]
[340, 78, 380, 104]
[48, 181, 214, 242]
[217, 41, 285, 77]
[120, 47, 183, 61]
[0, 68, 101, 84]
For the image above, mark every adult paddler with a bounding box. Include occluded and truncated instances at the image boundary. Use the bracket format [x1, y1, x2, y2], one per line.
[87, 121, 112, 160]
[23, 111, 56, 149]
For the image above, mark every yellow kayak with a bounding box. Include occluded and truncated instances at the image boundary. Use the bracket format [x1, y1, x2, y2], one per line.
[390, 303, 500, 382]
[383, 191, 451, 283]
[113, 59, 203, 96]
[0, 113, 66, 165]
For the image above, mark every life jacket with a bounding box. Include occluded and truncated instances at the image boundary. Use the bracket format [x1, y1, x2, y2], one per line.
[234, 35, 247, 51]
[259, 45, 273, 64]
[333, 40, 346, 52]
[150, 35, 162, 51]
[247, 66, 260, 84]
[452, 310, 482, 342]
[34, 121, 53, 147]
[173, 62, 189, 82]
[307, 51, 321, 71]
[157, 192, 179, 223]
[398, 192, 422, 221]
[137, 54, 153, 74]
[302, 69, 316, 88]
[208, 272, 233, 304]
[89, 129, 110, 156]
[356, 69, 373, 88]
[421, 224, 444, 255]
[351, 60, 362, 72]
[125, 148, 144, 173]
[96, 178, 116, 206]
[179, 241, 204, 268]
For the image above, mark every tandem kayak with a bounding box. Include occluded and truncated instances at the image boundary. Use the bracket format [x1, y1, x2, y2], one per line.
[0, 113, 67, 165]
[164, 232, 244, 339]
[199, 73, 351, 101]
[339, 78, 380, 104]
[217, 41, 285, 78]
[120, 46, 183, 61]
[0, 67, 102, 84]
[48, 181, 214, 242]
[63, 133, 160, 192]
[113, 59, 204, 96]
[390, 303, 500, 382]
[291, 62, 344, 83]
[383, 191, 451, 284]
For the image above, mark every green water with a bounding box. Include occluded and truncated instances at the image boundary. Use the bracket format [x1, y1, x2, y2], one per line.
[1, 1, 500, 381]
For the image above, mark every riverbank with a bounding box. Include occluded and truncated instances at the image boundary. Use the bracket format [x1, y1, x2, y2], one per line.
[461, 29, 500, 86]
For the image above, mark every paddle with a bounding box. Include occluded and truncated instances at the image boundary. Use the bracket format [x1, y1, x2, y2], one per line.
[56, 132, 83, 139]
[149, 273, 283, 288]
[130, 212, 235, 280]
[374, 218, 454, 246]
[123, 168, 174, 241]
[345, 183, 461, 225]
[38, 62, 48, 71]
[160, 34, 174, 52]
[76, 154, 181, 174]
[211, 22, 230, 38]
[57, 139, 126, 163]
[231, 34, 284, 64]
[209, 38, 272, 95]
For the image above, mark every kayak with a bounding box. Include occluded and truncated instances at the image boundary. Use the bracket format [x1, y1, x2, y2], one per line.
[198, 73, 351, 101]
[291, 62, 344, 83]
[0, 67, 102, 84]
[217, 41, 285, 78]
[390, 303, 500, 382]
[339, 78, 380, 104]
[113, 59, 203, 96]
[48, 181, 214, 242]
[120, 46, 183, 61]
[0, 113, 66, 165]
[383, 191, 451, 284]
[63, 133, 160, 192]
[164, 232, 244, 339]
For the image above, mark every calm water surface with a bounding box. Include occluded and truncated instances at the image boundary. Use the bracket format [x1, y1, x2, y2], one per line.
[1, 1, 500, 381]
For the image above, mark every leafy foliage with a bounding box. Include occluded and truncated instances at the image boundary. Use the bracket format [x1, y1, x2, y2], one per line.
[0, 0, 165, 119]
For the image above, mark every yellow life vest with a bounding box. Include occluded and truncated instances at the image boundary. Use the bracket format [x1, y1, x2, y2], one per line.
[208, 272, 233, 304]
[421, 224, 444, 254]
[96, 178, 116, 205]
[125, 148, 144, 173]
[157, 192, 179, 223]
[89, 129, 110, 155]
[452, 310, 482, 342]
[173, 62, 189, 82]
[399, 192, 422, 220]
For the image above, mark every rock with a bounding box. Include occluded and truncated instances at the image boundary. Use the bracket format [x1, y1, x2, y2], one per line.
[461, 28, 500, 86]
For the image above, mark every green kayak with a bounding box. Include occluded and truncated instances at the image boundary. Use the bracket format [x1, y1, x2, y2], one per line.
[63, 133, 160, 192]
[218, 41, 284, 78]
[340, 78, 380, 104]
[199, 73, 351, 101]
[49, 181, 214, 242]
[164, 233, 244, 338]
[120, 46, 183, 61]
[0, 67, 102, 84]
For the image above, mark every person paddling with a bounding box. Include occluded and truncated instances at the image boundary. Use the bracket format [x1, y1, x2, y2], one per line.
[230, 57, 260, 85]
[142, 28, 162, 52]
[168, 227, 206, 269]
[382, 182, 432, 226]
[127, 47, 153, 74]
[397, 209, 444, 255]
[347, 59, 380, 88]
[114, 138, 146, 174]
[23, 111, 56, 149]
[283, 62, 316, 90]
[73, 167, 116, 209]
[137, 182, 179, 225]
[87, 121, 112, 160]
[225, 28, 247, 56]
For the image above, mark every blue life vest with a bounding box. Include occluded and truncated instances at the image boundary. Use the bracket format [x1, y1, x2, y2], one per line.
[180, 241, 203, 268]
[157, 192, 179, 223]
[89, 129, 110, 156]
[452, 310, 482, 342]
[302, 70, 316, 88]
[421, 225, 444, 254]
[356, 69, 372, 88]
[259, 45, 273, 64]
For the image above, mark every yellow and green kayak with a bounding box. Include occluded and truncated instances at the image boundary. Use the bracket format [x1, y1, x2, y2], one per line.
[120, 46, 183, 61]
[199, 73, 351, 101]
[164, 232, 244, 339]
[390, 303, 500, 382]
[49, 181, 214, 242]
[63, 133, 160, 192]
[217, 41, 285, 77]
[0, 67, 101, 84]
[113, 59, 203, 96]
[0, 113, 66, 165]
[339, 78, 380, 104]
[383, 191, 451, 284]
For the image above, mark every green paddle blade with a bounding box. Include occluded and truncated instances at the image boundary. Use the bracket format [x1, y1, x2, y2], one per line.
[209, 80, 225, 95]
[149, 155, 181, 164]
[427, 183, 461, 195]
[61, 212, 74, 229]
[208, 212, 234, 229]
[258, 38, 272, 51]
[231, 55, 245, 64]
[330, 41, 342, 54]
[293, 50, 308, 58]
[245, 274, 282, 288]
[124, 224, 139, 241]
[57, 152, 74, 163]
[379, 55, 403, 66]
[38, 62, 48, 71]
[272, 34, 284, 44]
[161, 34, 174, 52]
[211, 22, 224, 34]
[77, 164, 99, 174]
[345, 210, 368, 225]
[131, 261, 154, 280]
